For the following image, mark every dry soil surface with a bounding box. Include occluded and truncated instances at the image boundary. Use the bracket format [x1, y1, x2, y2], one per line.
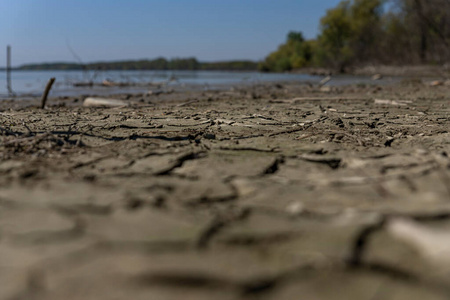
[0, 81, 450, 300]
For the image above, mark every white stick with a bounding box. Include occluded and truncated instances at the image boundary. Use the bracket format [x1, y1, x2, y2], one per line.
[83, 97, 129, 107]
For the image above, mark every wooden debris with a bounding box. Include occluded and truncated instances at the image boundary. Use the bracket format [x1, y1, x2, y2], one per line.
[83, 97, 129, 107]
[215, 119, 235, 125]
[374, 99, 412, 106]
[102, 79, 122, 87]
[429, 80, 444, 87]
[177, 99, 200, 107]
[371, 74, 382, 80]
[319, 76, 331, 86]
[40, 77, 55, 109]
[270, 96, 368, 104]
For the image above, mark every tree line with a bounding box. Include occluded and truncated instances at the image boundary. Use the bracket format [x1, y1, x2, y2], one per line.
[16, 58, 258, 71]
[259, 0, 450, 72]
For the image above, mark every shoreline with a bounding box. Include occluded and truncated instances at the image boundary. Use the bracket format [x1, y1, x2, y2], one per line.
[3, 64, 449, 100]
[0, 73, 407, 101]
[298, 64, 450, 77]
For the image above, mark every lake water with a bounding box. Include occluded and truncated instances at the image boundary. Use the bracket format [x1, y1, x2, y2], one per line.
[0, 70, 396, 98]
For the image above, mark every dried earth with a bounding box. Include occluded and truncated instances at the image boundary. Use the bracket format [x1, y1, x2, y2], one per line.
[0, 80, 449, 299]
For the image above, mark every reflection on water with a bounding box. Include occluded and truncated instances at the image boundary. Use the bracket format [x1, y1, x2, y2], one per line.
[0, 70, 398, 98]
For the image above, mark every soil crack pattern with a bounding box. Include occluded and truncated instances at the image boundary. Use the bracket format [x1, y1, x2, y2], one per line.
[1, 81, 450, 299]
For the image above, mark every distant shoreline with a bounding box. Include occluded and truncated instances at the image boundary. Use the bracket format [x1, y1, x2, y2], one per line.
[0, 58, 259, 72]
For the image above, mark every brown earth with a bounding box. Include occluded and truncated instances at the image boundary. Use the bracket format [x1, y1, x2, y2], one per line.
[0, 80, 450, 300]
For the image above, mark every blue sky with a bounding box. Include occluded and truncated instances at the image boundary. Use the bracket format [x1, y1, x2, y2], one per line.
[0, 0, 343, 66]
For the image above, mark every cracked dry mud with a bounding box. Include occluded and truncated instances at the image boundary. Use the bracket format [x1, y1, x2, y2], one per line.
[0, 81, 449, 299]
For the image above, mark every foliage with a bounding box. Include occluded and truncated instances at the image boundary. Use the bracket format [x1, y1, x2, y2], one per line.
[261, 0, 450, 72]
[201, 61, 258, 71]
[317, 1, 354, 71]
[17, 63, 84, 70]
[259, 31, 315, 72]
[390, 0, 450, 63]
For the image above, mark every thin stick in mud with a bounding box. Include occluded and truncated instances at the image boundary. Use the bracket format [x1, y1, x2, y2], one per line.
[6, 45, 15, 97]
[40, 77, 56, 109]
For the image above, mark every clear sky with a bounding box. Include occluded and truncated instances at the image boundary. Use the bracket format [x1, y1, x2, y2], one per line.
[0, 0, 343, 66]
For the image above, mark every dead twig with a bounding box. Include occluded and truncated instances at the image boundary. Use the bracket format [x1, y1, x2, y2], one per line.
[218, 146, 278, 153]
[40, 78, 55, 109]
[177, 99, 200, 107]
[3, 134, 49, 146]
[270, 96, 368, 104]
[22, 122, 34, 136]
[268, 116, 328, 137]
[0, 126, 21, 137]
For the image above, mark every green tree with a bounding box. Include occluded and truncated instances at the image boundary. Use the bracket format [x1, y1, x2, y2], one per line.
[259, 31, 314, 72]
[393, 0, 450, 63]
[316, 0, 384, 71]
[260, 0, 450, 72]
[287, 31, 305, 43]
[350, 0, 384, 62]
[317, 1, 353, 72]
[380, 11, 413, 64]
